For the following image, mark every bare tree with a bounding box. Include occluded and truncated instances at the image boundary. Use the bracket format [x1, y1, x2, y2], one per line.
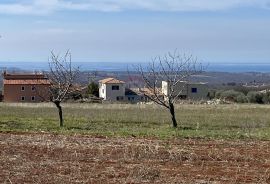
[48, 50, 79, 127]
[135, 51, 203, 128]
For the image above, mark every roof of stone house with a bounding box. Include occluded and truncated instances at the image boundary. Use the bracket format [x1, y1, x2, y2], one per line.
[3, 72, 47, 80]
[130, 87, 163, 96]
[3, 79, 50, 85]
[162, 80, 207, 85]
[99, 78, 125, 84]
[125, 88, 138, 96]
[70, 84, 86, 92]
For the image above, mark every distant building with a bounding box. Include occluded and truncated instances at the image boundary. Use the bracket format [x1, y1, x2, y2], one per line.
[162, 81, 208, 100]
[125, 88, 149, 103]
[99, 78, 125, 101]
[98, 77, 208, 103]
[2, 71, 50, 102]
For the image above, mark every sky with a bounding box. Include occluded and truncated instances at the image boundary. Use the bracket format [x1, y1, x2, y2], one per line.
[0, 0, 270, 63]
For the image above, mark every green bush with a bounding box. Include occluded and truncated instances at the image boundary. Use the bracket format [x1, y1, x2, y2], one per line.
[86, 82, 99, 97]
[262, 91, 270, 104]
[247, 91, 263, 104]
[215, 90, 224, 99]
[236, 93, 248, 103]
[207, 90, 216, 100]
[214, 89, 269, 104]
[219, 90, 246, 102]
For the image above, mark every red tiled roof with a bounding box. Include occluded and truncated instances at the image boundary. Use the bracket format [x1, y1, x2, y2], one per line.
[99, 78, 125, 84]
[131, 87, 163, 96]
[3, 79, 51, 85]
[3, 73, 46, 80]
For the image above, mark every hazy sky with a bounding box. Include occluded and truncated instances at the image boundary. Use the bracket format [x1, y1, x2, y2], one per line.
[0, 0, 270, 63]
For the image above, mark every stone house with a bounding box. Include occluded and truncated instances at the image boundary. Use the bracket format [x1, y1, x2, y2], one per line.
[99, 78, 125, 101]
[162, 81, 208, 100]
[2, 72, 50, 102]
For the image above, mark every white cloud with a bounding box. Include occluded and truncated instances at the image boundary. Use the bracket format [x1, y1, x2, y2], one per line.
[0, 0, 94, 15]
[0, 0, 270, 15]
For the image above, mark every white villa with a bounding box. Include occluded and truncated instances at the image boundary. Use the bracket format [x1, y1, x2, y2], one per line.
[99, 77, 208, 102]
[99, 78, 125, 101]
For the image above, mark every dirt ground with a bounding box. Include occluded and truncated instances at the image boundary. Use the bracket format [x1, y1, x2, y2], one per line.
[1, 132, 270, 184]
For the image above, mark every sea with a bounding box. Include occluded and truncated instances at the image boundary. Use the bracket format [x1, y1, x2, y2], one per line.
[1, 62, 270, 73]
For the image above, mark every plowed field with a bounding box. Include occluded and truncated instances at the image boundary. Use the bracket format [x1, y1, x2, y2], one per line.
[1, 132, 270, 183]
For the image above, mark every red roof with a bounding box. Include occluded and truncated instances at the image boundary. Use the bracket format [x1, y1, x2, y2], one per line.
[99, 78, 125, 84]
[3, 73, 47, 80]
[3, 79, 51, 85]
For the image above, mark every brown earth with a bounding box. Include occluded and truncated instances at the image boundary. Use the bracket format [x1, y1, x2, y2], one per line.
[1, 132, 270, 184]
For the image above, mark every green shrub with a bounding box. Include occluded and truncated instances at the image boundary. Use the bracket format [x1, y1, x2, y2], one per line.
[207, 90, 216, 100]
[247, 91, 263, 104]
[262, 91, 270, 104]
[233, 86, 252, 95]
[86, 82, 99, 97]
[215, 90, 224, 99]
[219, 90, 246, 102]
[236, 93, 248, 103]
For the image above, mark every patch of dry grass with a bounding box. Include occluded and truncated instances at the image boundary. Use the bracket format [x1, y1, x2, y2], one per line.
[0, 103, 270, 139]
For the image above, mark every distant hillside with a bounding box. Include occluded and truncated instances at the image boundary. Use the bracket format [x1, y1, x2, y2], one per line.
[1, 62, 270, 73]
[1, 66, 270, 89]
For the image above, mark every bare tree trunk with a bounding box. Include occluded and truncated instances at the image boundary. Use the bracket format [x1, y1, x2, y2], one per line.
[169, 102, 177, 128]
[54, 101, 63, 127]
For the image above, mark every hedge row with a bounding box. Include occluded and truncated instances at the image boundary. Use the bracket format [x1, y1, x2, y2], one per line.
[210, 90, 270, 104]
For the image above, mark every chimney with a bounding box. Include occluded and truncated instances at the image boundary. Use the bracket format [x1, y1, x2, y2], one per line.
[3, 70, 7, 77]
